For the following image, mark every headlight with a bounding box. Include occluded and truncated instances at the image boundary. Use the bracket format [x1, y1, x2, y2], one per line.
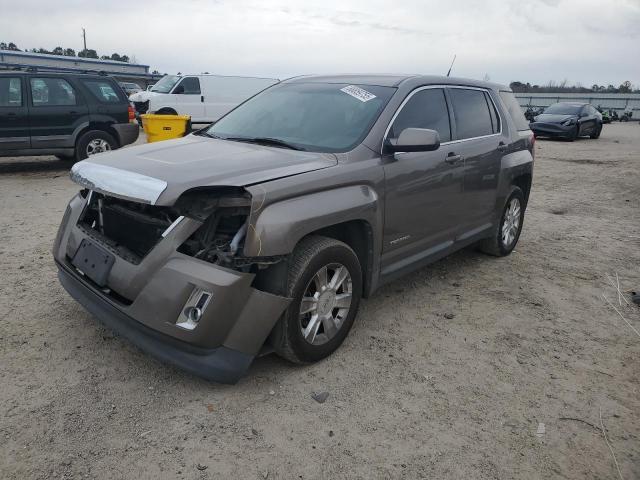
[562, 118, 576, 126]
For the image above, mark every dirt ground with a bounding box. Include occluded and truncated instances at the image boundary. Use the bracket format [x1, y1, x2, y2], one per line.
[1, 123, 639, 480]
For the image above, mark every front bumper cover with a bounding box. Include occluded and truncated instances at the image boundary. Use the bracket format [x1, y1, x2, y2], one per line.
[53, 192, 291, 383]
[529, 122, 575, 137]
[58, 263, 254, 383]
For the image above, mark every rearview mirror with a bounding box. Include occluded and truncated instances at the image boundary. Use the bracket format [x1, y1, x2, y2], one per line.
[387, 128, 440, 153]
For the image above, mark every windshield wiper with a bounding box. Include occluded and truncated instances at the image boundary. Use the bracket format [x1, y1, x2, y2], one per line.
[223, 136, 305, 151]
[193, 129, 220, 139]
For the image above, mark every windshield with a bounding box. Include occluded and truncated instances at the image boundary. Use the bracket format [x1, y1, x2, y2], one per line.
[543, 103, 582, 115]
[206, 82, 396, 153]
[151, 75, 181, 93]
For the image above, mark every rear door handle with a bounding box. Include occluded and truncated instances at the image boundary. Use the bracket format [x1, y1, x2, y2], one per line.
[445, 153, 462, 165]
[201, 95, 204, 103]
[497, 142, 508, 152]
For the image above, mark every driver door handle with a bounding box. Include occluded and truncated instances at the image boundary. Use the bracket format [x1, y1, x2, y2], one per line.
[445, 153, 462, 165]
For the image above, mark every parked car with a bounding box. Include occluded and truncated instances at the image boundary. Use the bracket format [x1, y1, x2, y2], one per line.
[0, 72, 139, 161]
[55, 75, 534, 383]
[529, 102, 602, 140]
[118, 82, 142, 96]
[128, 74, 279, 123]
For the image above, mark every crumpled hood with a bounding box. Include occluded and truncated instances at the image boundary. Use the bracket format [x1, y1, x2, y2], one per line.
[532, 113, 577, 124]
[70, 134, 337, 205]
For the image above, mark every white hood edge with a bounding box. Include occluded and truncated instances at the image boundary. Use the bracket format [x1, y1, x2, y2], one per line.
[70, 161, 167, 205]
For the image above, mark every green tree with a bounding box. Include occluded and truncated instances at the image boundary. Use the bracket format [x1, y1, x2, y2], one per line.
[78, 49, 98, 59]
[619, 81, 632, 93]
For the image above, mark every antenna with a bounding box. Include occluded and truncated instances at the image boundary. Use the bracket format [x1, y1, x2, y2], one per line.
[82, 28, 87, 53]
[446, 54, 456, 77]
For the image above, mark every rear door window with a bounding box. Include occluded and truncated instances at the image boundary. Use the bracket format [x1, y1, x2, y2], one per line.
[176, 77, 201, 94]
[498, 91, 530, 131]
[0, 77, 22, 106]
[449, 88, 494, 139]
[30, 78, 77, 106]
[388, 88, 451, 142]
[82, 80, 124, 103]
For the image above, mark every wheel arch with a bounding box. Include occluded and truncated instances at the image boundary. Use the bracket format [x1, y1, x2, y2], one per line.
[73, 122, 121, 149]
[512, 172, 532, 206]
[245, 185, 382, 298]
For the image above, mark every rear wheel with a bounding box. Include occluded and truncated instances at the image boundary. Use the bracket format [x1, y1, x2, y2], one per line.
[479, 186, 525, 257]
[75, 130, 118, 161]
[272, 236, 362, 364]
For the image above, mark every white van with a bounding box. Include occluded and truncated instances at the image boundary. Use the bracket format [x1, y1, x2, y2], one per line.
[129, 74, 279, 123]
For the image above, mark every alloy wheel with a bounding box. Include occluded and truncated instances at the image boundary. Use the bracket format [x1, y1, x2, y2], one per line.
[86, 138, 111, 156]
[501, 198, 521, 247]
[299, 263, 353, 346]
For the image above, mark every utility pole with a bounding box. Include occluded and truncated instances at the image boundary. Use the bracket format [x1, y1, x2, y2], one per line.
[82, 28, 87, 53]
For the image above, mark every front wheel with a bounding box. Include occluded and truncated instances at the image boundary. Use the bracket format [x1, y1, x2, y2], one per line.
[479, 186, 525, 257]
[590, 124, 602, 139]
[272, 236, 362, 364]
[567, 125, 579, 141]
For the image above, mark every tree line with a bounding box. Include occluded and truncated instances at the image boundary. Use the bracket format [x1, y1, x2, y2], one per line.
[510, 80, 638, 94]
[0, 41, 131, 63]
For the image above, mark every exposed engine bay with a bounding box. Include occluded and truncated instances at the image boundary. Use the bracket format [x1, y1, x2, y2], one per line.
[78, 188, 283, 271]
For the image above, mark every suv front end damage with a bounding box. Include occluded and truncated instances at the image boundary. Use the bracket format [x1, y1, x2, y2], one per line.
[53, 184, 291, 383]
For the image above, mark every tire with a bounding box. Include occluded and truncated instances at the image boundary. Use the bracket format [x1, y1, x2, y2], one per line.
[479, 186, 525, 257]
[155, 108, 177, 115]
[75, 130, 118, 161]
[590, 124, 602, 139]
[567, 125, 579, 141]
[272, 235, 363, 364]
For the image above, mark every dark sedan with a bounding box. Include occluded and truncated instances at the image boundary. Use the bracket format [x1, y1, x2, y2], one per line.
[530, 102, 602, 140]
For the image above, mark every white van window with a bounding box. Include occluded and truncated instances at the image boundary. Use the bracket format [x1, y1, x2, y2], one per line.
[151, 75, 180, 93]
[175, 77, 201, 95]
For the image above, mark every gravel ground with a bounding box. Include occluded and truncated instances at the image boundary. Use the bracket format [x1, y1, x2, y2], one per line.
[1, 123, 639, 480]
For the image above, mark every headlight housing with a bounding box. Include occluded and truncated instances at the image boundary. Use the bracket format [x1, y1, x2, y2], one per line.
[562, 118, 576, 126]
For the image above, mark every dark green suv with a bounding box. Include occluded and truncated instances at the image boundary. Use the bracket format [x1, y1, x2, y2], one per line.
[0, 71, 139, 161]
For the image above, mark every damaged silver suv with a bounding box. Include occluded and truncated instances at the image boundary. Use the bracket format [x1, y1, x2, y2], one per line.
[54, 75, 534, 383]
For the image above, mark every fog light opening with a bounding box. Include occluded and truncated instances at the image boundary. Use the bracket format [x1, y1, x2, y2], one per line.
[175, 289, 212, 331]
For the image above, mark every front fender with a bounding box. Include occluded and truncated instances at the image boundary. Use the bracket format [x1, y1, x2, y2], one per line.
[243, 185, 381, 257]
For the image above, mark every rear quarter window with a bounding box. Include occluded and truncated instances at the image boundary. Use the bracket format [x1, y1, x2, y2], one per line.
[499, 91, 530, 131]
[82, 80, 126, 103]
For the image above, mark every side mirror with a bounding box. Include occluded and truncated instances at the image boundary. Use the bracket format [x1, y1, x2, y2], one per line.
[173, 85, 185, 94]
[387, 128, 440, 153]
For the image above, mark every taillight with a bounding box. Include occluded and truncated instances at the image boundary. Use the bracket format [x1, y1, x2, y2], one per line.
[128, 104, 135, 122]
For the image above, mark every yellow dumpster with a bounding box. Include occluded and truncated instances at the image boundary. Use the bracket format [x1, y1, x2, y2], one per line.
[141, 114, 192, 143]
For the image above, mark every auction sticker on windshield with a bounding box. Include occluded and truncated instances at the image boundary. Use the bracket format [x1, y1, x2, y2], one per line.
[340, 85, 377, 102]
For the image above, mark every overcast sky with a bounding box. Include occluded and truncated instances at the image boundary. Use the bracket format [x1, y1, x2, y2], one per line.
[2, 0, 638, 87]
